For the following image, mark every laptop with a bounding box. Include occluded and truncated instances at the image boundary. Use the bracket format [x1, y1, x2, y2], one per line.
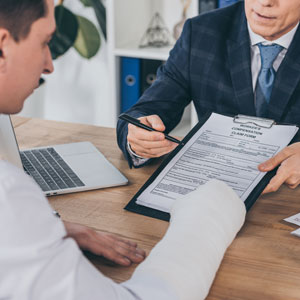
[0, 114, 128, 196]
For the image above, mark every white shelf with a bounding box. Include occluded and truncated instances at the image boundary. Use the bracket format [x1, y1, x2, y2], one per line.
[107, 0, 199, 128]
[114, 45, 172, 61]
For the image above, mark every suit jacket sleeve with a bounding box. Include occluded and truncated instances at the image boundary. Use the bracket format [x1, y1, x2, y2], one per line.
[117, 19, 193, 168]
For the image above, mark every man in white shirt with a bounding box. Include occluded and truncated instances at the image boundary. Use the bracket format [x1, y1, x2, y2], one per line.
[0, 0, 247, 299]
[117, 0, 300, 194]
[0, 0, 146, 268]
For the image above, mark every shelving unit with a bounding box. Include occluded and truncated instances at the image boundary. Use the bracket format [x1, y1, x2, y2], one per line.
[107, 0, 199, 135]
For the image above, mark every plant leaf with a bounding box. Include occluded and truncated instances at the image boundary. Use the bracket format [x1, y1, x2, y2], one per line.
[50, 5, 79, 59]
[74, 15, 101, 59]
[89, 0, 106, 40]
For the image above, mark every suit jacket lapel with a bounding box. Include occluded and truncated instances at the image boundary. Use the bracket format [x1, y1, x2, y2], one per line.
[226, 8, 256, 117]
[268, 26, 300, 121]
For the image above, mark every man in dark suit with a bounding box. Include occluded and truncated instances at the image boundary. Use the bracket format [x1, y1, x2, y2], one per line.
[117, 0, 300, 193]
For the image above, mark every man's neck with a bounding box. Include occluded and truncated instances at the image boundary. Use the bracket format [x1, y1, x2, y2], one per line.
[247, 22, 299, 49]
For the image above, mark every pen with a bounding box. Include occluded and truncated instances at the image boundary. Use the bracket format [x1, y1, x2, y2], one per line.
[119, 113, 181, 144]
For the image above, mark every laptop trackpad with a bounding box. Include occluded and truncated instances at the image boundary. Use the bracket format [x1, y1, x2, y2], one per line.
[54, 142, 128, 187]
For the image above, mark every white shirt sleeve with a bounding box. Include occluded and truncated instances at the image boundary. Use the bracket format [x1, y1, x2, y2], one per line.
[126, 141, 150, 167]
[0, 161, 133, 300]
[0, 161, 246, 300]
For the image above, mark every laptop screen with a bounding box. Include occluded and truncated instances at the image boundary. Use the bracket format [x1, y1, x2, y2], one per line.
[0, 114, 23, 169]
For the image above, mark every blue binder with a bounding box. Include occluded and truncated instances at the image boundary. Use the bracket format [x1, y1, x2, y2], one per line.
[121, 57, 141, 113]
[140, 59, 162, 94]
[218, 0, 239, 8]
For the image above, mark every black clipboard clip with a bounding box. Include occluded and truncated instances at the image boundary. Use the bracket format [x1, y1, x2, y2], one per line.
[233, 114, 275, 129]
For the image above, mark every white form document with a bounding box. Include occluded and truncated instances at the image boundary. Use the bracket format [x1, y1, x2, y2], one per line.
[137, 113, 298, 213]
[284, 213, 300, 227]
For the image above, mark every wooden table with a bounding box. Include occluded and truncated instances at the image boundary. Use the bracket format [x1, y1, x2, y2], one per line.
[12, 116, 300, 300]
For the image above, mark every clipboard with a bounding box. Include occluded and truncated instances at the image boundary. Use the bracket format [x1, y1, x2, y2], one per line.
[125, 112, 299, 222]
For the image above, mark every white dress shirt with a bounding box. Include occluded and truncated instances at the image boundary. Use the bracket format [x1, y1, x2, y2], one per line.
[248, 22, 299, 91]
[0, 160, 246, 300]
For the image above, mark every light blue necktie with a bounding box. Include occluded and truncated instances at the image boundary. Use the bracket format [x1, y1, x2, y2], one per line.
[255, 43, 283, 117]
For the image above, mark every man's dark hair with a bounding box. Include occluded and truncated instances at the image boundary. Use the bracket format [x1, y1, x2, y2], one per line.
[0, 0, 47, 42]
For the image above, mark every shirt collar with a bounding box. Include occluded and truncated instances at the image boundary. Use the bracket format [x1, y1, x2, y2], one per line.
[247, 22, 299, 49]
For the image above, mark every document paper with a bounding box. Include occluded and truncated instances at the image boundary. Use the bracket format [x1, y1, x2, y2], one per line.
[284, 212, 300, 239]
[284, 213, 300, 227]
[137, 113, 298, 213]
[291, 228, 300, 238]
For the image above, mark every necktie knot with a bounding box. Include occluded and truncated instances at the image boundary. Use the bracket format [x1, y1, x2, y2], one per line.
[257, 43, 283, 69]
[255, 43, 283, 117]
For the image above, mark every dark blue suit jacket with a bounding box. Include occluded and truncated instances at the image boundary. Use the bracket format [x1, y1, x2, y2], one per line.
[117, 2, 300, 167]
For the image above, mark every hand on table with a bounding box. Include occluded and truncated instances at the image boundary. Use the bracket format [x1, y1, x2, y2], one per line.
[127, 115, 178, 158]
[258, 142, 300, 194]
[63, 221, 146, 266]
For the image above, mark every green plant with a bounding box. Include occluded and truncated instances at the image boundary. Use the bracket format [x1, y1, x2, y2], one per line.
[50, 0, 106, 59]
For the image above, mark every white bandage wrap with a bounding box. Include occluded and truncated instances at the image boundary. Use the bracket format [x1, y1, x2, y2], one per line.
[124, 180, 246, 300]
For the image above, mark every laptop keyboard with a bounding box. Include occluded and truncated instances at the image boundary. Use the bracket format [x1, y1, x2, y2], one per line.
[20, 148, 85, 192]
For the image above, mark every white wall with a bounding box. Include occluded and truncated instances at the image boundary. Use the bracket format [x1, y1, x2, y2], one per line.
[19, 0, 112, 127]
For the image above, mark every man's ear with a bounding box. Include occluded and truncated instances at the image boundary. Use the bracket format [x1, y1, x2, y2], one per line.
[0, 28, 11, 73]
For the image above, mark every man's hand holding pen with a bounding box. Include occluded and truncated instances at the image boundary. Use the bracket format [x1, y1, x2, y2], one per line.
[126, 114, 179, 158]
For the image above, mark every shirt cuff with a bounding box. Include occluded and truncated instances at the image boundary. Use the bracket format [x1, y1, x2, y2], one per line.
[127, 141, 149, 167]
